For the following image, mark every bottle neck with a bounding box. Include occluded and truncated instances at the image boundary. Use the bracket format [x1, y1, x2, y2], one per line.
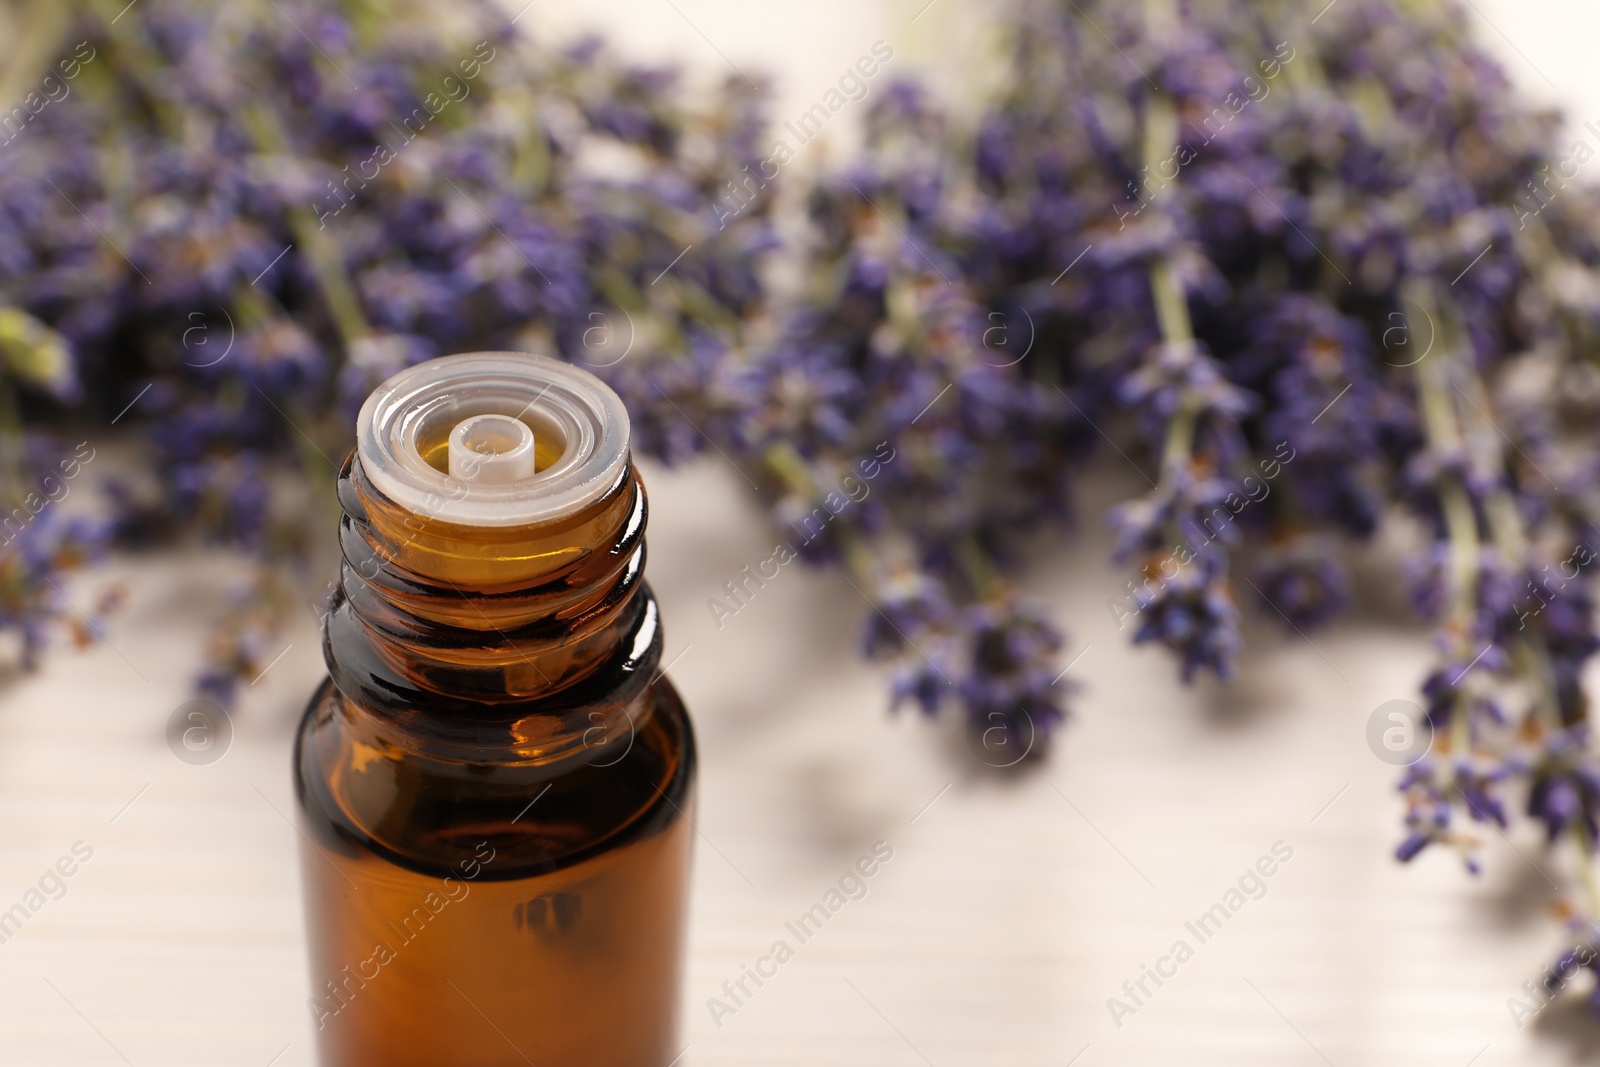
[324, 452, 661, 765]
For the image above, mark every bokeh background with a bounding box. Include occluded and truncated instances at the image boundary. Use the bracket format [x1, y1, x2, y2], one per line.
[6, 0, 1600, 1064]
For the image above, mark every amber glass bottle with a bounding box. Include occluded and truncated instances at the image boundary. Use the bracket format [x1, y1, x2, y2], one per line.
[295, 353, 695, 1067]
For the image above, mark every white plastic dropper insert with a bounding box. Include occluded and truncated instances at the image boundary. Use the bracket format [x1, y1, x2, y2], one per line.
[357, 352, 631, 527]
[448, 413, 537, 484]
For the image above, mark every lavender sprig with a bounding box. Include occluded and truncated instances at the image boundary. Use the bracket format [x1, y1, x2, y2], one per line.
[0, 0, 774, 687]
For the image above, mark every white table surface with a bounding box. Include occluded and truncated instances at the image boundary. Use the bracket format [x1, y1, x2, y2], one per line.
[7, 0, 1600, 1063]
[1, 457, 1595, 1066]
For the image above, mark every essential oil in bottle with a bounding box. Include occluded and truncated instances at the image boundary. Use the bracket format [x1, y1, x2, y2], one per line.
[295, 352, 696, 1067]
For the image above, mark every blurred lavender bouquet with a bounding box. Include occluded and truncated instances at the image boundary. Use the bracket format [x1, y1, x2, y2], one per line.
[0, 0, 773, 696]
[774, 0, 1600, 1014]
[9, 0, 1600, 1012]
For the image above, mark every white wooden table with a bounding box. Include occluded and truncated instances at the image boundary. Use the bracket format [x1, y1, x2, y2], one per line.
[0, 458, 1594, 1066]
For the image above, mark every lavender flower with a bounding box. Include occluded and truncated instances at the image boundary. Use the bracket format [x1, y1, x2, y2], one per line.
[0, 0, 772, 685]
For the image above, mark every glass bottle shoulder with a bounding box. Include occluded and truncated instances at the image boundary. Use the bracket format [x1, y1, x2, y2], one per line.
[294, 675, 695, 882]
